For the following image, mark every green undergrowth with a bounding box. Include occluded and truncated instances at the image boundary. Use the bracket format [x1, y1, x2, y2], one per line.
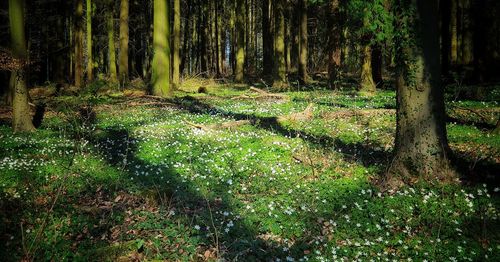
[1, 85, 499, 261]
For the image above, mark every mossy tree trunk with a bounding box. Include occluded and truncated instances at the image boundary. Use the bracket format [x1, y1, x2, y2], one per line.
[298, 0, 309, 84]
[273, 0, 286, 87]
[152, 0, 171, 97]
[235, 0, 245, 82]
[328, 0, 342, 89]
[119, 0, 129, 86]
[86, 0, 93, 82]
[74, 0, 84, 88]
[107, 2, 117, 83]
[9, 0, 35, 132]
[359, 44, 376, 93]
[390, 0, 453, 185]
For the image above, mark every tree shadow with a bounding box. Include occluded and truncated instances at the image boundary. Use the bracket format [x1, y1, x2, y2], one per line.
[170, 95, 391, 168]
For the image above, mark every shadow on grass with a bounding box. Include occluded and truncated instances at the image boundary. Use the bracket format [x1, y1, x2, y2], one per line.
[170, 95, 391, 168]
[169, 95, 499, 186]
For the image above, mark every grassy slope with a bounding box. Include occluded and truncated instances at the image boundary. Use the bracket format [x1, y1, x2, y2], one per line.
[0, 85, 499, 261]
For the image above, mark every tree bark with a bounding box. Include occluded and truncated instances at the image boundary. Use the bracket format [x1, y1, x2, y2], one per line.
[86, 0, 93, 82]
[273, 0, 286, 87]
[235, 0, 245, 82]
[391, 0, 453, 185]
[119, 0, 129, 86]
[107, 3, 117, 83]
[359, 45, 376, 93]
[298, 0, 309, 84]
[328, 0, 342, 89]
[9, 0, 34, 132]
[172, 0, 180, 88]
[74, 0, 84, 88]
[152, 0, 171, 96]
[262, 0, 273, 78]
[371, 44, 383, 88]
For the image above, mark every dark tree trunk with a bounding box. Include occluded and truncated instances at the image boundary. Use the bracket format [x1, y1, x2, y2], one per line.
[327, 0, 342, 89]
[390, 0, 453, 186]
[262, 0, 273, 79]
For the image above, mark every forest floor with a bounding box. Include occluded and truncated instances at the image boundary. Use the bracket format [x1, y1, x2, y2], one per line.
[0, 81, 499, 261]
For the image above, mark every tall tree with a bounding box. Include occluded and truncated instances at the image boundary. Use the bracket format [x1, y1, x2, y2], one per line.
[262, 0, 273, 78]
[152, 0, 171, 96]
[9, 0, 35, 132]
[273, 0, 286, 87]
[74, 0, 84, 87]
[119, 0, 129, 86]
[359, 44, 376, 93]
[390, 0, 452, 185]
[235, 0, 245, 82]
[298, 0, 309, 84]
[172, 0, 181, 88]
[86, 0, 93, 82]
[107, 1, 117, 83]
[328, 0, 342, 89]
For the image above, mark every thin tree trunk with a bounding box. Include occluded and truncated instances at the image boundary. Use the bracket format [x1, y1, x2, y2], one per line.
[359, 45, 376, 93]
[371, 44, 383, 88]
[273, 0, 286, 87]
[235, 0, 245, 82]
[152, 0, 171, 96]
[86, 0, 93, 82]
[172, 0, 180, 88]
[298, 0, 309, 84]
[119, 0, 129, 86]
[107, 4, 117, 83]
[9, 0, 34, 132]
[328, 0, 342, 89]
[262, 0, 272, 78]
[74, 0, 84, 88]
[180, 0, 191, 75]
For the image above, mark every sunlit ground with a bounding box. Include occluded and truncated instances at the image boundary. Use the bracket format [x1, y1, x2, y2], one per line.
[1, 84, 499, 261]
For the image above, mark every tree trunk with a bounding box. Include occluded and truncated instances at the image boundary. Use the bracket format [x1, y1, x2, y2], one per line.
[460, 0, 473, 66]
[450, 0, 458, 65]
[262, 0, 273, 78]
[107, 5, 117, 83]
[180, 0, 191, 75]
[359, 45, 376, 93]
[371, 44, 383, 88]
[235, 0, 245, 82]
[74, 0, 84, 88]
[119, 0, 129, 86]
[390, 0, 452, 185]
[172, 0, 180, 88]
[328, 0, 342, 89]
[273, 0, 286, 87]
[9, 0, 34, 132]
[298, 0, 309, 84]
[152, 0, 171, 96]
[86, 0, 93, 82]
[441, 0, 451, 77]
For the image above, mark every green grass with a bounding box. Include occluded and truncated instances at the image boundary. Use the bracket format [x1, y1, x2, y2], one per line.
[1, 86, 499, 261]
